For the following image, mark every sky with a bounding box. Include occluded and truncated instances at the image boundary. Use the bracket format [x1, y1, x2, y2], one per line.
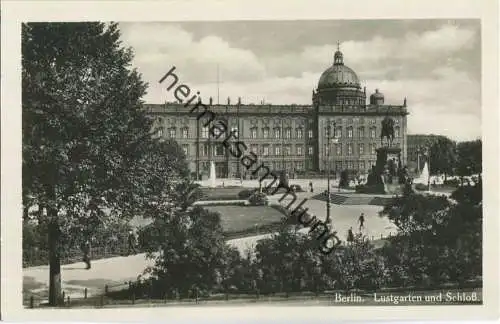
[118, 20, 481, 141]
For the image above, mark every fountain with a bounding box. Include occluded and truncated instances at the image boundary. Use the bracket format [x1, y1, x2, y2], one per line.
[209, 161, 217, 188]
[414, 162, 429, 185]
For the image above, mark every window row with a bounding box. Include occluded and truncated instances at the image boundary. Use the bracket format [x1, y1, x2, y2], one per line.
[199, 161, 306, 172]
[324, 126, 401, 139]
[160, 125, 401, 141]
[324, 142, 400, 156]
[324, 143, 380, 156]
[335, 98, 366, 105]
[248, 127, 313, 139]
[158, 127, 315, 139]
[322, 160, 377, 171]
[182, 142, 399, 157]
[156, 127, 190, 139]
[182, 143, 402, 157]
[192, 144, 310, 157]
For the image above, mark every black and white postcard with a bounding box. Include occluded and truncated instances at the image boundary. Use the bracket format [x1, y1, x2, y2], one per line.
[1, 0, 499, 322]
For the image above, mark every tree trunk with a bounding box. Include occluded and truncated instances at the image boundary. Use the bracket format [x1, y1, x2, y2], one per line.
[23, 205, 29, 220]
[47, 208, 62, 306]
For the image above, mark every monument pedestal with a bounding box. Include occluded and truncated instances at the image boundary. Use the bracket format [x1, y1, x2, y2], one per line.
[356, 146, 402, 194]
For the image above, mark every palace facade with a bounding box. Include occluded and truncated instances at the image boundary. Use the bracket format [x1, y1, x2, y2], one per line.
[145, 48, 409, 179]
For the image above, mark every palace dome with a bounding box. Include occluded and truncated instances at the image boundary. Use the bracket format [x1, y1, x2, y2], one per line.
[317, 50, 361, 90]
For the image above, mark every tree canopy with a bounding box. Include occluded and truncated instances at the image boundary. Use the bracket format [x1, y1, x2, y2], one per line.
[456, 139, 482, 176]
[379, 183, 482, 285]
[22, 22, 187, 305]
[429, 136, 457, 177]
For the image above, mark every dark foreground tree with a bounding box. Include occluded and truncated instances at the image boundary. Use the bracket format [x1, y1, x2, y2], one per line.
[144, 206, 231, 298]
[22, 22, 179, 305]
[379, 186, 482, 286]
[456, 139, 482, 178]
[429, 136, 457, 179]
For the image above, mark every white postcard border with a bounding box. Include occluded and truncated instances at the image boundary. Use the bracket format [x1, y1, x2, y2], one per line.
[1, 0, 498, 322]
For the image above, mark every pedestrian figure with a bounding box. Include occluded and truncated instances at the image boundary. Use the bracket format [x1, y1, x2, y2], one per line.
[347, 227, 354, 244]
[128, 230, 137, 255]
[81, 239, 91, 270]
[358, 213, 365, 231]
[309, 181, 314, 193]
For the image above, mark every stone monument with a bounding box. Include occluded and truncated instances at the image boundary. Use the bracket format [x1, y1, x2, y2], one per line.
[356, 115, 403, 194]
[279, 170, 289, 189]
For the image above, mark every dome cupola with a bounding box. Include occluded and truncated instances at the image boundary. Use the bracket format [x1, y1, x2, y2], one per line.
[369, 89, 385, 105]
[317, 42, 361, 90]
[313, 41, 366, 106]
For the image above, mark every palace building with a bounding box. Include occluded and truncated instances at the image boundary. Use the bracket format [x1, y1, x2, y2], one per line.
[145, 47, 409, 179]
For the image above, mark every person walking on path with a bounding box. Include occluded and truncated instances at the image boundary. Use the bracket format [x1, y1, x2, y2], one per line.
[81, 238, 91, 270]
[358, 213, 365, 231]
[127, 229, 138, 255]
[347, 227, 354, 245]
[309, 181, 314, 193]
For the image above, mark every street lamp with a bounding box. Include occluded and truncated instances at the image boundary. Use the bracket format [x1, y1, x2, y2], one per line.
[417, 147, 421, 175]
[326, 122, 338, 226]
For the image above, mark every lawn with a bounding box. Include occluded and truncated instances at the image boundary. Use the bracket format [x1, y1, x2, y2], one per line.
[203, 205, 286, 236]
[199, 187, 255, 201]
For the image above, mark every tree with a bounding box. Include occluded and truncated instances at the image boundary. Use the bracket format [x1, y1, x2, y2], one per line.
[456, 139, 482, 178]
[144, 206, 231, 298]
[379, 186, 482, 286]
[429, 137, 457, 179]
[339, 169, 349, 188]
[253, 226, 303, 294]
[22, 22, 182, 305]
[325, 234, 389, 291]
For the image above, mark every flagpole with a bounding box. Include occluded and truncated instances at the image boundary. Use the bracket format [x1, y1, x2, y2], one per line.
[217, 64, 220, 105]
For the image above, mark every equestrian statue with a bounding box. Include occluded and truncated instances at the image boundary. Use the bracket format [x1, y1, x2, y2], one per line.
[381, 115, 395, 147]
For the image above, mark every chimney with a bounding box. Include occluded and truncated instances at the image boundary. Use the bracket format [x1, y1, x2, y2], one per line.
[227, 97, 231, 105]
[209, 97, 213, 105]
[238, 97, 241, 104]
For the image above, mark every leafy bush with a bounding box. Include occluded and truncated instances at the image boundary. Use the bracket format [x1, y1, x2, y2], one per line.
[145, 206, 230, 298]
[355, 184, 386, 194]
[131, 183, 483, 300]
[339, 170, 350, 188]
[379, 186, 482, 287]
[414, 183, 428, 191]
[248, 192, 268, 206]
[238, 189, 256, 199]
[443, 178, 460, 187]
[451, 181, 482, 206]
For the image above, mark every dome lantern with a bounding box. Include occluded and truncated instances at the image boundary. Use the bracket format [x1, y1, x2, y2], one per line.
[333, 40, 344, 65]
